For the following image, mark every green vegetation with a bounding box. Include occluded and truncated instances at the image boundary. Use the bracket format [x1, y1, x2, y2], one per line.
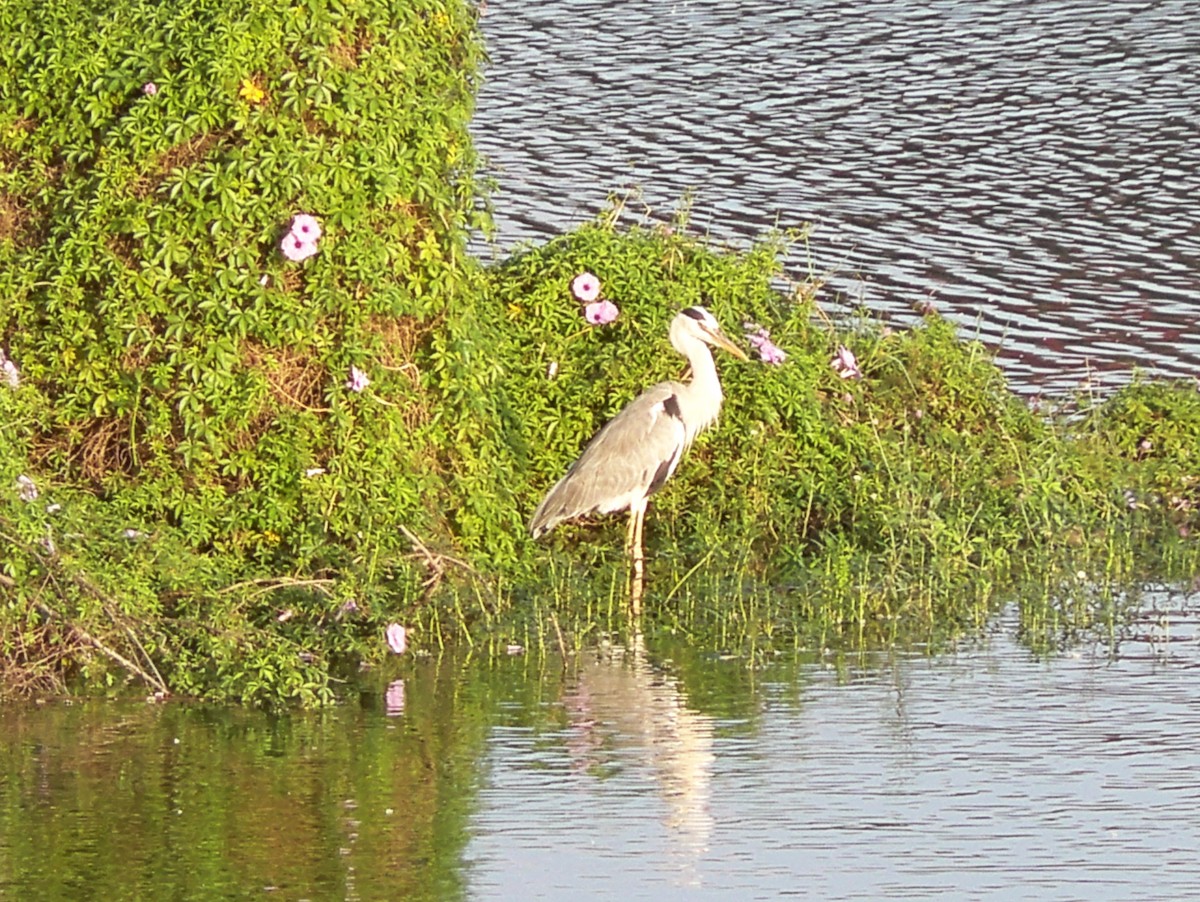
[2, 0, 1197, 706]
[469, 219, 1198, 656]
[0, 0, 491, 704]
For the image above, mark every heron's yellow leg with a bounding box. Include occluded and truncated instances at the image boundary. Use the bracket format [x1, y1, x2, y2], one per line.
[629, 502, 646, 615]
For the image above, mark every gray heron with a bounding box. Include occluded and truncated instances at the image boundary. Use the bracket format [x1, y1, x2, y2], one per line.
[529, 306, 748, 609]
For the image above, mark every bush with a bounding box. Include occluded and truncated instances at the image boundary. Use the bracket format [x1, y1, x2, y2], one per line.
[475, 215, 1198, 646]
[1, 0, 491, 705]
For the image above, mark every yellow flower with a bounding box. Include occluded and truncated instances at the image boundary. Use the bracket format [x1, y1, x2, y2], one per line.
[239, 78, 266, 104]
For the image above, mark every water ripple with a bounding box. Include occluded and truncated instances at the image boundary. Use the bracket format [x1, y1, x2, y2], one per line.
[472, 0, 1200, 394]
[466, 589, 1200, 900]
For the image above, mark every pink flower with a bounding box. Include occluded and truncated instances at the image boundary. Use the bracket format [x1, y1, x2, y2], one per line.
[142, 82, 158, 96]
[758, 340, 787, 365]
[16, 475, 38, 503]
[289, 213, 322, 242]
[571, 272, 601, 303]
[583, 299, 619, 326]
[1, 352, 18, 388]
[346, 365, 370, 392]
[281, 232, 319, 262]
[386, 623, 408, 654]
[832, 345, 862, 380]
[744, 325, 787, 365]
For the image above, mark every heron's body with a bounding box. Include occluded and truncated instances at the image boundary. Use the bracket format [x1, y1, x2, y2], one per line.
[529, 307, 746, 608]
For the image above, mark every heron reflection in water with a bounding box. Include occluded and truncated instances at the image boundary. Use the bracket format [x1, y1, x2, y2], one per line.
[563, 634, 716, 873]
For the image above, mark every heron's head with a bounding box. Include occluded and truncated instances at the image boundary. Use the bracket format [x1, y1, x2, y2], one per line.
[672, 307, 749, 360]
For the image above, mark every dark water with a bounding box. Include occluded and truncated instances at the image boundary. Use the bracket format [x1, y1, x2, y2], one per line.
[4, 589, 1200, 900]
[470, 0, 1200, 395]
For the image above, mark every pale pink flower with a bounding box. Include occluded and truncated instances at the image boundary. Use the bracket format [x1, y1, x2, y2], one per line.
[280, 232, 319, 262]
[832, 345, 862, 380]
[142, 82, 158, 96]
[758, 340, 787, 365]
[346, 365, 370, 392]
[571, 272, 601, 303]
[1, 353, 18, 388]
[583, 299, 619, 326]
[744, 324, 787, 365]
[386, 623, 408, 654]
[289, 213, 322, 242]
[16, 475, 38, 503]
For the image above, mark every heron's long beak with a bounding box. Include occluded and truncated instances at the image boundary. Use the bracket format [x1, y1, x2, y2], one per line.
[706, 326, 749, 361]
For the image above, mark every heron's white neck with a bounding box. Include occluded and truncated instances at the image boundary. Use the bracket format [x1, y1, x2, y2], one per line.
[680, 335, 722, 403]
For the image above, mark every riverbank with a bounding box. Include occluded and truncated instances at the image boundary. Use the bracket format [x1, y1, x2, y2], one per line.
[2, 0, 1196, 705]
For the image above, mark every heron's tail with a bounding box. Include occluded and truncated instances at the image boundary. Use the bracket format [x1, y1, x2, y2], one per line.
[528, 469, 591, 539]
[528, 490, 565, 539]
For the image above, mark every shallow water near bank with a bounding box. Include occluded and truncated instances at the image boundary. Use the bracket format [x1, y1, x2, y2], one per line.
[3, 586, 1200, 900]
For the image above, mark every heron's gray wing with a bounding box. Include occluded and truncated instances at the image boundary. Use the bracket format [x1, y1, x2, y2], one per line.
[530, 382, 687, 536]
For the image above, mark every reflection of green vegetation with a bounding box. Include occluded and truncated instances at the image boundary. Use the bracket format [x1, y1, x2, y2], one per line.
[2, 1, 1197, 706]
[0, 653, 510, 900]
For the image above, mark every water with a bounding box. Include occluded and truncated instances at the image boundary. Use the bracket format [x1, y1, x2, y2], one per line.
[466, 596, 1200, 901]
[470, 0, 1200, 395]
[3, 588, 1200, 900]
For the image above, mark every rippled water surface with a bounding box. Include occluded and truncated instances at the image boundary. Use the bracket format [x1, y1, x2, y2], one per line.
[471, 0, 1200, 393]
[4, 588, 1200, 900]
[464, 591, 1200, 900]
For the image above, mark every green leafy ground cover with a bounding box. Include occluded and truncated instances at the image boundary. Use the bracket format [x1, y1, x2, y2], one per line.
[2, 0, 1197, 705]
